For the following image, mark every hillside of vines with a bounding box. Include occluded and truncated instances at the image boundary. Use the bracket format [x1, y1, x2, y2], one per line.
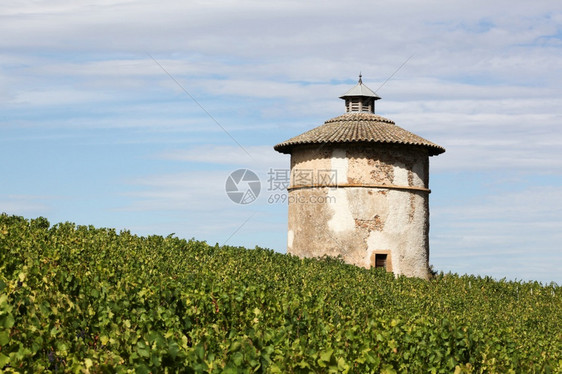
[0, 214, 561, 373]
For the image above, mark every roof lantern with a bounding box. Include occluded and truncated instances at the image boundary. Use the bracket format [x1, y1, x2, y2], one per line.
[339, 74, 381, 114]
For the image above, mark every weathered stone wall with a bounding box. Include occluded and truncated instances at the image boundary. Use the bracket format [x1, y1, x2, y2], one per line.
[287, 143, 431, 279]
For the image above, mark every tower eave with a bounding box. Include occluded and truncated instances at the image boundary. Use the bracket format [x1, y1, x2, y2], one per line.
[273, 113, 446, 156]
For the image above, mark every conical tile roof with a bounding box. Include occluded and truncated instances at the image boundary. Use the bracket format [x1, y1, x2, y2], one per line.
[274, 112, 445, 156]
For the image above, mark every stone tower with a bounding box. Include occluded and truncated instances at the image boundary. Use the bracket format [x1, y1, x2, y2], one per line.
[274, 76, 445, 278]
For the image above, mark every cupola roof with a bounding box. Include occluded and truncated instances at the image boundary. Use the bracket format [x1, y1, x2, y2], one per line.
[339, 74, 381, 100]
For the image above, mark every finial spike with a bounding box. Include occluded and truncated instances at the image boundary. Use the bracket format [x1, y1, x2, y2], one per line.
[358, 73, 362, 84]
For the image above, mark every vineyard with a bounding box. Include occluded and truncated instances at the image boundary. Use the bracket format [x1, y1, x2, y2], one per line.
[0, 214, 561, 373]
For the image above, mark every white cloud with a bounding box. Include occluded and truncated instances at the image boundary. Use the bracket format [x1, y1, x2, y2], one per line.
[0, 195, 52, 215]
[431, 186, 562, 282]
[157, 145, 288, 169]
[9, 88, 116, 106]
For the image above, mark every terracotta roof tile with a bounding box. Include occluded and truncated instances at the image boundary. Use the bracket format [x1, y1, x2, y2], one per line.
[274, 112, 445, 156]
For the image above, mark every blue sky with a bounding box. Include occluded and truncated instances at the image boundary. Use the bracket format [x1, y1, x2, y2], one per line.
[1, 0, 561, 283]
